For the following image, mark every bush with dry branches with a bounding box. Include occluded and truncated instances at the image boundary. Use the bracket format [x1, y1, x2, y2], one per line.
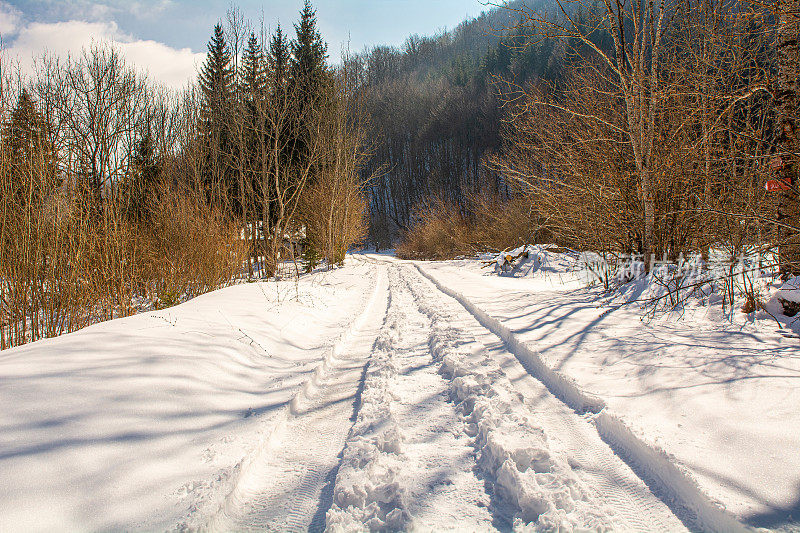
[0, 46, 246, 350]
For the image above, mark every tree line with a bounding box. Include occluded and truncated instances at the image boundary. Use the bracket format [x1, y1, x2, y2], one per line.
[389, 0, 800, 295]
[0, 1, 370, 349]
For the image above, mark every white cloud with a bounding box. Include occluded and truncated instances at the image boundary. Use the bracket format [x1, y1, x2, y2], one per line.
[119, 38, 203, 90]
[0, 1, 23, 36]
[3, 18, 203, 90]
[127, 0, 174, 19]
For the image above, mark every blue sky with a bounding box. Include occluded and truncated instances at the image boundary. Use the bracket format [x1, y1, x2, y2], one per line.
[0, 0, 493, 88]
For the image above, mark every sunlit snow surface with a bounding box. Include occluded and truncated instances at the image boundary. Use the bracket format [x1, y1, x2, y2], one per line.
[1, 249, 798, 531]
[0, 262, 376, 531]
[423, 246, 800, 530]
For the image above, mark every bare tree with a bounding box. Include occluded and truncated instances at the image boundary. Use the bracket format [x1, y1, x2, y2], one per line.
[773, 0, 800, 273]
[502, 0, 674, 261]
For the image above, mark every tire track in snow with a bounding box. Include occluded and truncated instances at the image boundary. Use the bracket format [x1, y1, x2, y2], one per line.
[199, 264, 390, 532]
[413, 261, 748, 533]
[401, 266, 665, 531]
[326, 266, 497, 531]
[399, 265, 631, 531]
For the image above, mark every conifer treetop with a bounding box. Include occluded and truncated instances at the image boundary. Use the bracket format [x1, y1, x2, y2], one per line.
[5, 89, 49, 153]
[269, 24, 291, 90]
[291, 0, 328, 79]
[240, 32, 267, 97]
[199, 23, 234, 104]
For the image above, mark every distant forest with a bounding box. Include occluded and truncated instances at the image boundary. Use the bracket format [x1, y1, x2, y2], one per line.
[354, 0, 562, 246]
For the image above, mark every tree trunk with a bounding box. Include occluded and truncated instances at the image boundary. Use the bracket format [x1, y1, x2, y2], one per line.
[776, 0, 800, 276]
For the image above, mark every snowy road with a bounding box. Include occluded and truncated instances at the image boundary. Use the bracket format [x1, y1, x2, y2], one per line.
[2, 253, 782, 531]
[202, 258, 689, 531]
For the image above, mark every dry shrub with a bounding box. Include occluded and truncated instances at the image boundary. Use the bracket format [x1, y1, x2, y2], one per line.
[468, 193, 549, 252]
[0, 94, 96, 347]
[397, 193, 547, 260]
[488, 5, 776, 265]
[1, 182, 115, 348]
[0, 170, 246, 349]
[300, 57, 371, 266]
[142, 184, 246, 306]
[302, 171, 368, 265]
[397, 196, 473, 260]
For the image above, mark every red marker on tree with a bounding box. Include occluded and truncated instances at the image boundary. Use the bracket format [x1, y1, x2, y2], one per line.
[767, 179, 792, 192]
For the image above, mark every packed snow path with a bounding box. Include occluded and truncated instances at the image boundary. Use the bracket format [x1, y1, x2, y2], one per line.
[203, 259, 688, 531]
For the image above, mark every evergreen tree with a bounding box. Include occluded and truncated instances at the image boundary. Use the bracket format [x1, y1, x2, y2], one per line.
[198, 23, 235, 204]
[199, 24, 234, 128]
[288, 1, 330, 177]
[121, 130, 160, 222]
[268, 24, 291, 96]
[301, 241, 320, 273]
[240, 32, 267, 102]
[5, 90, 50, 164]
[238, 32, 268, 226]
[266, 24, 295, 202]
[290, 1, 328, 101]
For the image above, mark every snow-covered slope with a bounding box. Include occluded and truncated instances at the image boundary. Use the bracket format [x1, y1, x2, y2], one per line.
[0, 262, 378, 532]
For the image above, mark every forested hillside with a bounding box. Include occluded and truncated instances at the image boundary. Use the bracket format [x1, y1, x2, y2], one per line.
[376, 0, 800, 298]
[356, 0, 613, 246]
[357, 0, 567, 246]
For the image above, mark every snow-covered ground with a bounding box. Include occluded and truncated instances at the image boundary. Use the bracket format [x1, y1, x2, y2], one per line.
[0, 262, 377, 531]
[419, 249, 800, 532]
[1, 250, 798, 531]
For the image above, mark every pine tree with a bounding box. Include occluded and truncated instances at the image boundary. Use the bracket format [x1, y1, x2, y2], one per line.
[239, 32, 267, 165]
[290, 0, 328, 101]
[267, 23, 295, 172]
[199, 24, 234, 129]
[240, 32, 267, 102]
[288, 1, 330, 176]
[237, 32, 268, 231]
[121, 131, 160, 222]
[302, 241, 320, 273]
[198, 23, 235, 204]
[1, 90, 56, 208]
[5, 90, 50, 163]
[268, 24, 291, 96]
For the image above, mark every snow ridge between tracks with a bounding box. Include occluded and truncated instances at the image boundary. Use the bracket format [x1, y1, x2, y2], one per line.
[326, 272, 410, 532]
